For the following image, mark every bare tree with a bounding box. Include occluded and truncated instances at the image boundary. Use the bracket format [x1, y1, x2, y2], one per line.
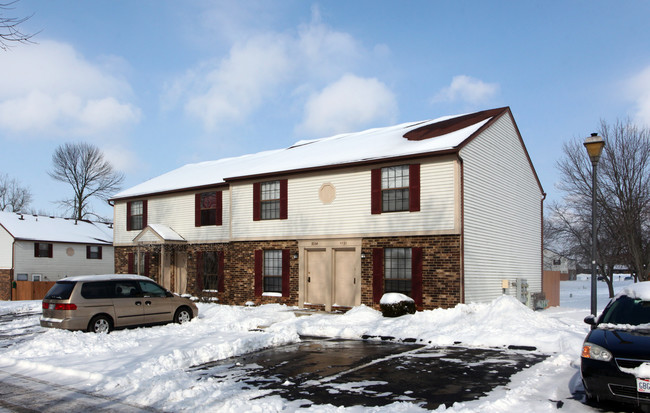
[0, 173, 32, 212]
[49, 142, 124, 221]
[0, 1, 35, 51]
[549, 119, 650, 296]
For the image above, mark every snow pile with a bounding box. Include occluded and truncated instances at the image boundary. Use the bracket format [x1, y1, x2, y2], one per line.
[616, 281, 650, 300]
[270, 296, 584, 354]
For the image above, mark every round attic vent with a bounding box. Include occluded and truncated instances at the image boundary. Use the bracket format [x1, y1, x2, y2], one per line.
[319, 183, 336, 204]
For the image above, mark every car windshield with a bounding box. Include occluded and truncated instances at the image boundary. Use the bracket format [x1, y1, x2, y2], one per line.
[44, 281, 76, 300]
[600, 295, 650, 327]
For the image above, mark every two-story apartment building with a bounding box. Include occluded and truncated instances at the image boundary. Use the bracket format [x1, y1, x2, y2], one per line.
[110, 107, 545, 310]
[0, 211, 114, 300]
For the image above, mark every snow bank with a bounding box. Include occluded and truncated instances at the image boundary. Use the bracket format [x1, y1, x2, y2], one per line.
[270, 296, 585, 354]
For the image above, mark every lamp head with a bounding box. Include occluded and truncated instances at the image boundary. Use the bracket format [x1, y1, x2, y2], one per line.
[584, 133, 605, 164]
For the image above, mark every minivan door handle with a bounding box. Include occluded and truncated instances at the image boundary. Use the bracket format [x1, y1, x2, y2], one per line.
[145, 301, 152, 306]
[135, 301, 142, 306]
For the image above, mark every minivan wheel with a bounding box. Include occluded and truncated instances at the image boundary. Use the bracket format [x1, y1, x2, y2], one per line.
[88, 315, 112, 333]
[174, 307, 192, 324]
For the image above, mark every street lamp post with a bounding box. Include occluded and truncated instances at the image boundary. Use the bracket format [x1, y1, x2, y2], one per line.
[584, 133, 605, 316]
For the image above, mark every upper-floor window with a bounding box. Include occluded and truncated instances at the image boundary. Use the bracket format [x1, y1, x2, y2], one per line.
[384, 247, 412, 295]
[371, 164, 420, 214]
[253, 179, 288, 221]
[87, 245, 102, 260]
[34, 242, 53, 258]
[127, 200, 147, 231]
[196, 191, 223, 227]
[382, 165, 410, 212]
[261, 181, 280, 220]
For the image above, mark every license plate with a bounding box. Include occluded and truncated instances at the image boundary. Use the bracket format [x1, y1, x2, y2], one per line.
[638, 378, 650, 393]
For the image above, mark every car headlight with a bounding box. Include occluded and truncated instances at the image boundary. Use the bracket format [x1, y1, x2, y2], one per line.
[582, 342, 613, 362]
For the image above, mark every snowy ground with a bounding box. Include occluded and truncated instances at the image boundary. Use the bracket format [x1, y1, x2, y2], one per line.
[0, 278, 636, 412]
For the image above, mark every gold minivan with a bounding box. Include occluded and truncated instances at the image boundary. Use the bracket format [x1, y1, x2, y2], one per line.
[40, 274, 198, 333]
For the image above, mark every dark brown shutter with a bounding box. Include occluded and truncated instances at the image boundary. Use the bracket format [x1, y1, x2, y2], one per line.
[48, 244, 53, 258]
[34, 243, 39, 257]
[281, 249, 290, 297]
[196, 251, 204, 291]
[128, 253, 134, 273]
[195, 193, 201, 227]
[372, 248, 384, 303]
[409, 164, 421, 212]
[217, 251, 225, 292]
[412, 247, 423, 307]
[254, 250, 263, 297]
[371, 168, 382, 214]
[216, 191, 223, 226]
[144, 253, 150, 277]
[142, 200, 148, 228]
[253, 182, 261, 221]
[126, 202, 132, 231]
[98, 246, 103, 260]
[86, 246, 91, 259]
[280, 179, 288, 220]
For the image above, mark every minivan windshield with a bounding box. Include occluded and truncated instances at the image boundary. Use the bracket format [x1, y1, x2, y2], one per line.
[44, 281, 76, 300]
[600, 296, 650, 327]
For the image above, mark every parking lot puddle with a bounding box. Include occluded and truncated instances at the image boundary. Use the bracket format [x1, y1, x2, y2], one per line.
[190, 338, 547, 409]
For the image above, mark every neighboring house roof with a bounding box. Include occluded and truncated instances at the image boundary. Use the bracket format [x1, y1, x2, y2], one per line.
[113, 107, 526, 200]
[0, 211, 113, 245]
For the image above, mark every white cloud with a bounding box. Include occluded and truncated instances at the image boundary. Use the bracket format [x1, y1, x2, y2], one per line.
[627, 66, 650, 126]
[296, 74, 398, 137]
[165, 8, 377, 133]
[0, 40, 140, 139]
[181, 34, 292, 131]
[101, 144, 141, 174]
[432, 75, 499, 105]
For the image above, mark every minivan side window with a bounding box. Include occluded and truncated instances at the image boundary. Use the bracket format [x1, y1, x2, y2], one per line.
[139, 281, 167, 298]
[81, 281, 113, 299]
[113, 281, 141, 298]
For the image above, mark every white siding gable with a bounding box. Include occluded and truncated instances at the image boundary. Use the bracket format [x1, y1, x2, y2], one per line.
[460, 113, 543, 304]
[0, 225, 13, 269]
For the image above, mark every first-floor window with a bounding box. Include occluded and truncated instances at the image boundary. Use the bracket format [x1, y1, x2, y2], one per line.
[137, 252, 146, 275]
[263, 250, 282, 293]
[203, 251, 220, 291]
[384, 247, 412, 295]
[16, 274, 28, 281]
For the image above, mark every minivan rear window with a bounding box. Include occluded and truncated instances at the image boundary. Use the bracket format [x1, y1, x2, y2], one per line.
[44, 282, 76, 300]
[81, 281, 113, 299]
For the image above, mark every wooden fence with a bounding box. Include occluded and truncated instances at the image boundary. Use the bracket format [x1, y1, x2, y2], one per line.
[542, 271, 561, 307]
[12, 281, 56, 301]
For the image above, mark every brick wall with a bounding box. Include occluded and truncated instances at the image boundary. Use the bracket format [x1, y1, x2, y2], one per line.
[0, 269, 11, 301]
[362, 235, 462, 310]
[115, 235, 460, 311]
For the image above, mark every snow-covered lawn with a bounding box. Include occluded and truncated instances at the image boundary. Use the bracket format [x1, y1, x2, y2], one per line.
[0, 279, 633, 412]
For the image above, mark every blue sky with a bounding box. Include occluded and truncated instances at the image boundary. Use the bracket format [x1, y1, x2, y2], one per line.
[1, 1, 649, 220]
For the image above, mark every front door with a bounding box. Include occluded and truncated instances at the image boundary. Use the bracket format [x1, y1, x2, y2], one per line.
[300, 239, 361, 311]
[333, 248, 358, 307]
[305, 249, 328, 306]
[174, 252, 187, 294]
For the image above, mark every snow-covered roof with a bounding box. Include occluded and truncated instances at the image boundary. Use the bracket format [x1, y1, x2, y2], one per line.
[113, 108, 507, 200]
[0, 211, 113, 245]
[138, 224, 186, 242]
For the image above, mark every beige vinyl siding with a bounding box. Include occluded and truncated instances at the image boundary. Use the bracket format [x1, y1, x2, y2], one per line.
[461, 114, 543, 304]
[0, 226, 13, 268]
[113, 191, 231, 245]
[13, 241, 114, 281]
[231, 158, 458, 240]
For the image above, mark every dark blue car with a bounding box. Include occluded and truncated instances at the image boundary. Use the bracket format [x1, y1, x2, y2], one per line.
[581, 282, 650, 411]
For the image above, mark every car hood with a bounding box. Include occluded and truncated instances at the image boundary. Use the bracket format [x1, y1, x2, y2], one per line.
[588, 327, 650, 360]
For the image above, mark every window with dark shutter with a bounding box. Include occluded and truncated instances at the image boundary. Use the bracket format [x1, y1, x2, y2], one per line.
[196, 192, 222, 226]
[371, 164, 420, 214]
[254, 180, 288, 221]
[34, 243, 52, 258]
[87, 245, 102, 259]
[127, 200, 146, 231]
